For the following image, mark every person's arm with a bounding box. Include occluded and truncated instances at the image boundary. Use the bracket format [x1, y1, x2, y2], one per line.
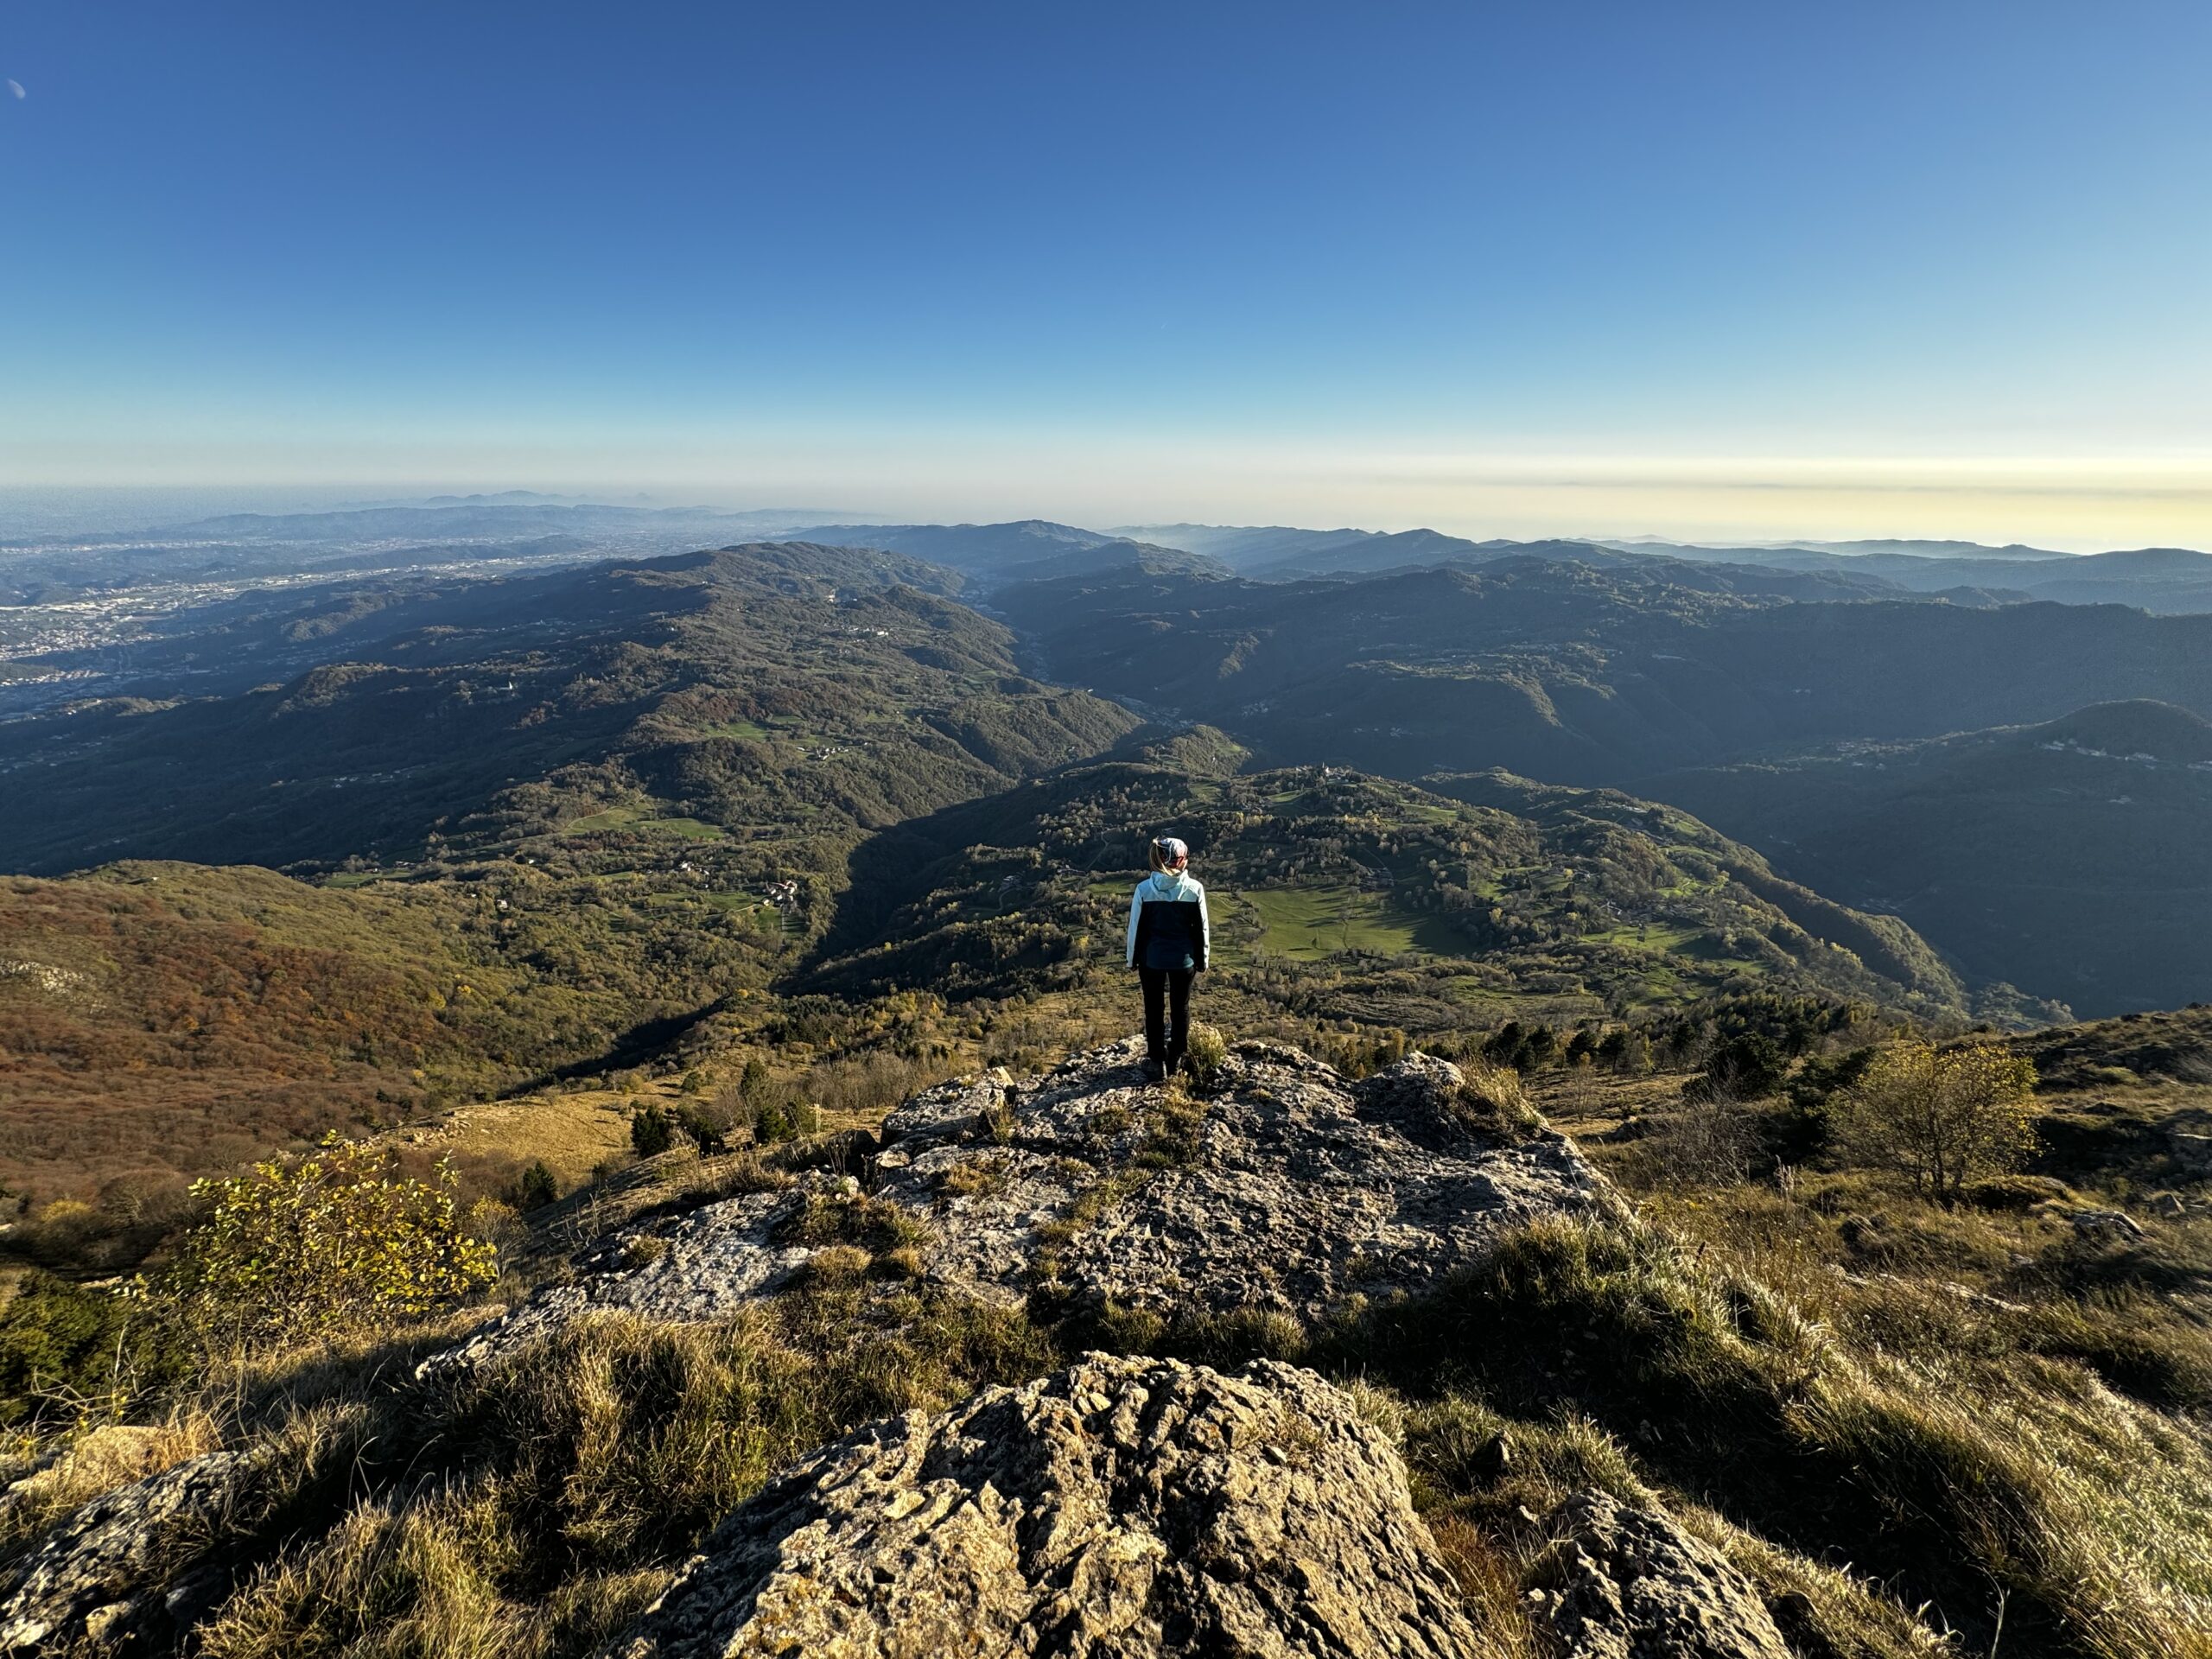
[1196, 885, 1211, 972]
[1126, 886, 1144, 967]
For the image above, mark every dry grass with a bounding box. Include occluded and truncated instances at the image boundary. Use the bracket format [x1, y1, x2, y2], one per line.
[0, 1414, 219, 1561]
[136, 1272, 1058, 1659]
[1302, 1215, 2212, 1659]
[9, 1044, 2210, 1657]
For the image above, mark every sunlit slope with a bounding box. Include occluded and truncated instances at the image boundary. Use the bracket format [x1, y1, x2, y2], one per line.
[804, 734, 1969, 1025]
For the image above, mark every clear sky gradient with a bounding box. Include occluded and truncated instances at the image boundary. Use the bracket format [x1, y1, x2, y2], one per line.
[5, 3, 2209, 545]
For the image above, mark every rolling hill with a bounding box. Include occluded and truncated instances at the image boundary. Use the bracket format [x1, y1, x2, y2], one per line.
[991, 558, 2212, 1009]
[0, 543, 1135, 873]
[1656, 700, 2212, 1015]
[995, 558, 2212, 784]
[804, 730, 1971, 1029]
[767, 520, 1229, 587]
[0, 860, 748, 1204]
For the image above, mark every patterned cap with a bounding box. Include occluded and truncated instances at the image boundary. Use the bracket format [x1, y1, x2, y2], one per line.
[1154, 836, 1189, 862]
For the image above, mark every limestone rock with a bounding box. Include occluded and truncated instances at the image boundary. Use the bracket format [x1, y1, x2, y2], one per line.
[1536, 1490, 1791, 1659]
[0, 1446, 262, 1655]
[602, 1352, 1483, 1659]
[433, 1039, 1621, 1374]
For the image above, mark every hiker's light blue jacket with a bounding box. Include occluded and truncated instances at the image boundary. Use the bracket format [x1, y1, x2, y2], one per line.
[1125, 871, 1211, 971]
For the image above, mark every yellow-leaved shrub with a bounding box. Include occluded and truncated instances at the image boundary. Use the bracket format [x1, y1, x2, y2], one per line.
[169, 1137, 498, 1339]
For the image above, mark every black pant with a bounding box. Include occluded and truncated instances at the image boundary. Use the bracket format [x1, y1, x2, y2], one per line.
[1139, 968, 1195, 1068]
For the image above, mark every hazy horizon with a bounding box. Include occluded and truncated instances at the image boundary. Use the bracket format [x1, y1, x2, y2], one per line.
[2, 474, 2203, 556]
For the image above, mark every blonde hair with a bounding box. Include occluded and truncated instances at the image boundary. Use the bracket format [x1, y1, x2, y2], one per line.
[1147, 838, 1188, 873]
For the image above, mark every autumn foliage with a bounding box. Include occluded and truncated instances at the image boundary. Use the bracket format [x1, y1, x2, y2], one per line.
[167, 1137, 498, 1338]
[1837, 1039, 2037, 1197]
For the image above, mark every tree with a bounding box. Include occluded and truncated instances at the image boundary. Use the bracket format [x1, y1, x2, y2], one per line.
[1837, 1040, 2036, 1198]
[631, 1103, 676, 1157]
[677, 1103, 732, 1156]
[1688, 1033, 1787, 1103]
[515, 1160, 559, 1211]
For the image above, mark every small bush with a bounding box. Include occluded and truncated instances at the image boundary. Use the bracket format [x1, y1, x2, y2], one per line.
[1687, 1033, 1788, 1103]
[513, 1160, 560, 1212]
[1182, 1023, 1230, 1089]
[1837, 1040, 2037, 1198]
[0, 1273, 194, 1427]
[750, 1094, 820, 1146]
[973, 1099, 1017, 1144]
[674, 1104, 734, 1156]
[629, 1103, 675, 1158]
[168, 1139, 499, 1341]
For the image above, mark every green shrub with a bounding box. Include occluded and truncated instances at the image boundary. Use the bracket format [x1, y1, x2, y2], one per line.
[1687, 1032, 1788, 1102]
[1837, 1040, 2037, 1198]
[0, 1272, 193, 1427]
[513, 1160, 560, 1212]
[629, 1104, 675, 1158]
[168, 1139, 499, 1340]
[675, 1104, 732, 1156]
[750, 1093, 819, 1146]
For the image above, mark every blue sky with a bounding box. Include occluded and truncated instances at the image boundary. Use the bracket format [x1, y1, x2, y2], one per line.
[4, 3, 2209, 543]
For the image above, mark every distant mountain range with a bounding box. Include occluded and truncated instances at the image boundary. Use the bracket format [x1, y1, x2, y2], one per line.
[1119, 521, 2212, 611]
[15, 496, 2210, 613]
[764, 520, 1229, 587]
[1604, 535, 2080, 561]
[8, 499, 2212, 1014]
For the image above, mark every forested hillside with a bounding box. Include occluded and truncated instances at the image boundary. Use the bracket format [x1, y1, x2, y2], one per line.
[992, 558, 2212, 1008]
[0, 544, 1142, 1204]
[0, 543, 1135, 873]
[806, 731, 1972, 1028]
[1658, 701, 2212, 1014]
[0, 860, 753, 1205]
[997, 560, 2212, 786]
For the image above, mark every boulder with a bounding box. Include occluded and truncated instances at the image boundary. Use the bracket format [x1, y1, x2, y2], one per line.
[603, 1353, 1483, 1659]
[1535, 1491, 1791, 1659]
[432, 1039, 1620, 1375]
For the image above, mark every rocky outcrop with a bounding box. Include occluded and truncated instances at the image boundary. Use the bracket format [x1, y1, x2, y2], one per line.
[1536, 1491, 1792, 1659]
[432, 1039, 1621, 1374]
[0, 1446, 263, 1655]
[602, 1352, 1483, 1659]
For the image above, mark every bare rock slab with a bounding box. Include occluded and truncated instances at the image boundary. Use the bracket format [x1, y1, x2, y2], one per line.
[602, 1352, 1484, 1659]
[433, 1040, 1621, 1377]
[0, 1446, 262, 1655]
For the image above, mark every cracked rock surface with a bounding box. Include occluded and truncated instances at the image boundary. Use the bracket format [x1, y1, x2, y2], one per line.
[1538, 1491, 1793, 1659]
[434, 1039, 1621, 1374]
[0, 1446, 263, 1656]
[601, 1351, 1484, 1659]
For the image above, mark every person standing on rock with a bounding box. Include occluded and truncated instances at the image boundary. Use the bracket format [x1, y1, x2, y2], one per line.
[1126, 836, 1211, 1082]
